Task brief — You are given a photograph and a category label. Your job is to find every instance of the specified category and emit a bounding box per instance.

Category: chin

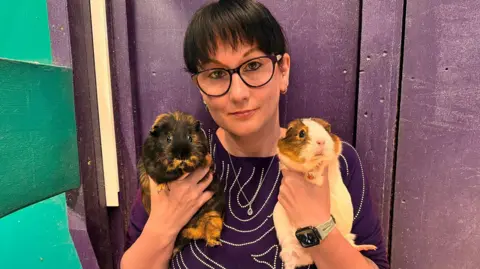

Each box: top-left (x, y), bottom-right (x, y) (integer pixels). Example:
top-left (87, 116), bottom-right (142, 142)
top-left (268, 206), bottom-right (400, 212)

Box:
top-left (224, 118), bottom-right (264, 138)
top-left (227, 123), bottom-right (260, 137)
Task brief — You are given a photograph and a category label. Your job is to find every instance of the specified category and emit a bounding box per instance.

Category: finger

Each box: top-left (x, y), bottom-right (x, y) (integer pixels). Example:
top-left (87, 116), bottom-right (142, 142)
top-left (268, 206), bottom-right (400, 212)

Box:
top-left (280, 180), bottom-right (296, 195)
top-left (281, 169), bottom-right (301, 180)
top-left (195, 191), bottom-right (214, 209)
top-left (196, 172), bottom-right (214, 192)
top-left (279, 181), bottom-right (288, 195)
top-left (278, 192), bottom-right (292, 210)
top-left (186, 166), bottom-right (210, 184)
top-left (323, 165), bottom-right (328, 180)
top-left (177, 172), bottom-right (191, 181)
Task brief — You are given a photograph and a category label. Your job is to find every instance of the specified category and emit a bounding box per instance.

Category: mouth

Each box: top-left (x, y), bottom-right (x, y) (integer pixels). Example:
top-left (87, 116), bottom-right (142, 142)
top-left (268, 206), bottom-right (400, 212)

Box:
top-left (313, 148), bottom-right (324, 157)
top-left (229, 108), bottom-right (258, 119)
top-left (166, 158), bottom-right (197, 172)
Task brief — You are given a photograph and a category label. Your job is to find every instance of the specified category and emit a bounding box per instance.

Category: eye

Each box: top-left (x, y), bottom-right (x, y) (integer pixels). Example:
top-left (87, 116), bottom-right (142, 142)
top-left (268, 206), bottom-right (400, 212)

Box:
top-left (187, 135), bottom-right (193, 142)
top-left (166, 135), bottom-right (172, 143)
top-left (299, 130), bottom-right (306, 138)
top-left (244, 61), bottom-right (262, 71)
top-left (207, 69), bottom-right (228, 80)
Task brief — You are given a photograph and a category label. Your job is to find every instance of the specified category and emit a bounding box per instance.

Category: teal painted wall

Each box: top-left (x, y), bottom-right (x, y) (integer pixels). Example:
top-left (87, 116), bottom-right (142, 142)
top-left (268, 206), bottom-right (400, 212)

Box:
top-left (0, 0), bottom-right (82, 268)
top-left (0, 0), bottom-right (52, 63)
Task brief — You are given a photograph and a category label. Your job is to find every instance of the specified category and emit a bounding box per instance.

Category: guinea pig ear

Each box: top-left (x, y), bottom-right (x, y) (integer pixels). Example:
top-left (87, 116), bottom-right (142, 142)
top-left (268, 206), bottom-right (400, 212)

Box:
top-left (149, 125), bottom-right (160, 136)
top-left (312, 118), bottom-right (331, 133)
top-left (194, 120), bottom-right (201, 132)
top-left (149, 113), bottom-right (170, 136)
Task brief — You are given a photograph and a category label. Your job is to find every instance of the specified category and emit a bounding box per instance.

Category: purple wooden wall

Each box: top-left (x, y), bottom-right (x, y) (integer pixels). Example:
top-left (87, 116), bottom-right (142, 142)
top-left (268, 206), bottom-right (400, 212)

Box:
top-left (59, 0), bottom-right (480, 268)
top-left (128, 0), bottom-right (359, 143)
top-left (356, 0), bottom-right (404, 246)
top-left (390, 0), bottom-right (480, 268)
top-left (107, 0), bottom-right (387, 268)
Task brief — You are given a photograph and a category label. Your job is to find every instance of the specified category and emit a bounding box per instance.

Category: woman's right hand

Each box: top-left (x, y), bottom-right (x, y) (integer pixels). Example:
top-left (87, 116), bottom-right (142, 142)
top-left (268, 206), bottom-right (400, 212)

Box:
top-left (147, 165), bottom-right (214, 237)
top-left (121, 166), bottom-right (213, 269)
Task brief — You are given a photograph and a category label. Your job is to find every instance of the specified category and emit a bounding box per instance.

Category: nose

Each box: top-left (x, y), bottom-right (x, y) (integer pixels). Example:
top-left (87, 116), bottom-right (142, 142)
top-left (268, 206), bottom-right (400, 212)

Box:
top-left (229, 74), bottom-right (250, 103)
top-left (175, 148), bottom-right (191, 160)
top-left (316, 140), bottom-right (325, 145)
top-left (173, 143), bottom-right (191, 160)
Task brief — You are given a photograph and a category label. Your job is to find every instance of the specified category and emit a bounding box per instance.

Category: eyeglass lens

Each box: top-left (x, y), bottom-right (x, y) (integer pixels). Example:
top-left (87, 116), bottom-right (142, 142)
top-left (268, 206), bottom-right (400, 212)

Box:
top-left (195, 56), bottom-right (276, 96)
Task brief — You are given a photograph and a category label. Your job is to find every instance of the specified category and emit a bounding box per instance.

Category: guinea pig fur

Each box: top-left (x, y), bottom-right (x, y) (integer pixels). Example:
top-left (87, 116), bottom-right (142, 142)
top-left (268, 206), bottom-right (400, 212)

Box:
top-left (138, 111), bottom-right (225, 256)
top-left (273, 117), bottom-right (376, 269)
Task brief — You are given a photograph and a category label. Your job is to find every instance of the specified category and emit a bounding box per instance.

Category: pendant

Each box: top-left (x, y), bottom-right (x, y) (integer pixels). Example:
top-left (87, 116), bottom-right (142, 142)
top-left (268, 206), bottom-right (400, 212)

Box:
top-left (247, 207), bottom-right (253, 216)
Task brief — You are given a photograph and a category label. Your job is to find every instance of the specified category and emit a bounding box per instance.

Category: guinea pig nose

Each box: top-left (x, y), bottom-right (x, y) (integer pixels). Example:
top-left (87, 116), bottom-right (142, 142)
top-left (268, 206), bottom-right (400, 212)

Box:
top-left (316, 140), bottom-right (325, 145)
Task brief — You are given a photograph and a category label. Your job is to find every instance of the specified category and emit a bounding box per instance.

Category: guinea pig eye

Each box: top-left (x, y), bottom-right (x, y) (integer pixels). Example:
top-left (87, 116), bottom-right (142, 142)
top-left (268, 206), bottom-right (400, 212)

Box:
top-left (166, 135), bottom-right (172, 143)
top-left (299, 130), bottom-right (306, 138)
top-left (187, 135), bottom-right (192, 142)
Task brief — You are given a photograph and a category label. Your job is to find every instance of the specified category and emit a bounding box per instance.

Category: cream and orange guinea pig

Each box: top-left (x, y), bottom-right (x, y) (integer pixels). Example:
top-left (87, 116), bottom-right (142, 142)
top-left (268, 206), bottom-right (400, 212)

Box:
top-left (273, 117), bottom-right (376, 269)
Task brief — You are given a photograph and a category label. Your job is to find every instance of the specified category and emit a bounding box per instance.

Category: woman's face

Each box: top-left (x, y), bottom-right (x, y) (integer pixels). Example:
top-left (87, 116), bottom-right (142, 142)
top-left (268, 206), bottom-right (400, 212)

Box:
top-left (198, 42), bottom-right (291, 138)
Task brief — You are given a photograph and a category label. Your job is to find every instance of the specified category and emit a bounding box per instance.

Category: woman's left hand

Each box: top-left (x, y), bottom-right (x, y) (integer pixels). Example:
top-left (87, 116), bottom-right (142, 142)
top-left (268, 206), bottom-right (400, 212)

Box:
top-left (278, 167), bottom-right (331, 229)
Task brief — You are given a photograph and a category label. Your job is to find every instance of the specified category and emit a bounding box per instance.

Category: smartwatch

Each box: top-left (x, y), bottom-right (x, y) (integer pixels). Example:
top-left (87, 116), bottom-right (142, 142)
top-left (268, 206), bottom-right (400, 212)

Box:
top-left (295, 215), bottom-right (336, 248)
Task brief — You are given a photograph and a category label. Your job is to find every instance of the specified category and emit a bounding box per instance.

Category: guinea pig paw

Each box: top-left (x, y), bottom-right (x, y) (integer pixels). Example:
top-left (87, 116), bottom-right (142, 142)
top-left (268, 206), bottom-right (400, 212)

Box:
top-left (206, 238), bottom-right (222, 247)
top-left (353, 244), bottom-right (377, 252)
top-left (156, 183), bottom-right (168, 193)
top-left (280, 249), bottom-right (299, 269)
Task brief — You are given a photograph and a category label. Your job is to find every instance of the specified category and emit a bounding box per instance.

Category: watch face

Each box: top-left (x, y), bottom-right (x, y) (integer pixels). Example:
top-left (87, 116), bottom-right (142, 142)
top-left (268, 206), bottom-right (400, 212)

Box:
top-left (295, 227), bottom-right (320, 248)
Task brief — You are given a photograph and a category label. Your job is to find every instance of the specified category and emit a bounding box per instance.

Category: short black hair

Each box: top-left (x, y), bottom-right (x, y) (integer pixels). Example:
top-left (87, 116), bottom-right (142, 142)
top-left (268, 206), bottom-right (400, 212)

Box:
top-left (183, 0), bottom-right (288, 74)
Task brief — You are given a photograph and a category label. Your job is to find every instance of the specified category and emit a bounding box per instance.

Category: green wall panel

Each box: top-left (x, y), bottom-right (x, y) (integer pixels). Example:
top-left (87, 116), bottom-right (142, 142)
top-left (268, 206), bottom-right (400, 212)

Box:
top-left (0, 58), bottom-right (80, 217)
top-left (0, 0), bottom-right (52, 63)
top-left (0, 0), bottom-right (82, 268)
top-left (0, 195), bottom-right (81, 268)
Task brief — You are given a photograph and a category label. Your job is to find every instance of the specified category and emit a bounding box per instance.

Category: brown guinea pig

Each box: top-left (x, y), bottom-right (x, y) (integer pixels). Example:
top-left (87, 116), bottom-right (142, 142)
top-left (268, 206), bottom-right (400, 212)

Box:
top-left (276, 117), bottom-right (342, 176)
top-left (138, 111), bottom-right (225, 255)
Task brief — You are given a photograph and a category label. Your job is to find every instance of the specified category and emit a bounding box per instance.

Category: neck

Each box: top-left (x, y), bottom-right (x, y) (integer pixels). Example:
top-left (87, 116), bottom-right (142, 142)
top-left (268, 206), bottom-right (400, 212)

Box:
top-left (219, 117), bottom-right (284, 158)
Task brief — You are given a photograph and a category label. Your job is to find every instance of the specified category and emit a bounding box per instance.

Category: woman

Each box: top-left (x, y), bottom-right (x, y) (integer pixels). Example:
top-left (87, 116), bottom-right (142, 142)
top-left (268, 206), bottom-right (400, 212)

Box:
top-left (121, 1), bottom-right (389, 268)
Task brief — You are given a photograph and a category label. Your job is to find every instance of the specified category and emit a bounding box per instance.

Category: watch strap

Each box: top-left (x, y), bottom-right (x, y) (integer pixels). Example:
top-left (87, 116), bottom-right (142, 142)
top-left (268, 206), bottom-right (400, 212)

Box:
top-left (315, 215), bottom-right (336, 240)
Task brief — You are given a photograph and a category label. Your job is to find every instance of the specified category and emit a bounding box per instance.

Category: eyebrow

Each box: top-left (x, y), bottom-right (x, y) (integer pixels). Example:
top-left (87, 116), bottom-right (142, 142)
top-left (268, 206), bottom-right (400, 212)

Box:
top-left (205, 47), bottom-right (260, 67)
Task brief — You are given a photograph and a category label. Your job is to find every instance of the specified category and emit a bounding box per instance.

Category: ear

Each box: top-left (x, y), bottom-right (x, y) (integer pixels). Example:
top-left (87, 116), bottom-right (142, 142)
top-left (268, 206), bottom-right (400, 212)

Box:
top-left (149, 125), bottom-right (159, 136)
top-left (149, 113), bottom-right (170, 136)
top-left (279, 53), bottom-right (291, 93)
top-left (311, 117), bottom-right (331, 133)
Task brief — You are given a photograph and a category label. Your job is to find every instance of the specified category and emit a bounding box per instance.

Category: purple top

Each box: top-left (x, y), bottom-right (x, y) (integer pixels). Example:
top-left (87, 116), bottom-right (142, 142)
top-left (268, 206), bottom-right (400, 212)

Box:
top-left (125, 129), bottom-right (389, 269)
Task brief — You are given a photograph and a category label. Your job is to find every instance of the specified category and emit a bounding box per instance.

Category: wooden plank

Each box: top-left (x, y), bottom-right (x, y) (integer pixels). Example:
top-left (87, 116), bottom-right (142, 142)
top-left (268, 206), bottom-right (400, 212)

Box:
top-left (391, 0), bottom-right (480, 268)
top-left (105, 0), bottom-right (141, 266)
top-left (355, 0), bottom-right (405, 247)
top-left (90, 0), bottom-right (120, 207)
top-left (66, 0), bottom-right (114, 267)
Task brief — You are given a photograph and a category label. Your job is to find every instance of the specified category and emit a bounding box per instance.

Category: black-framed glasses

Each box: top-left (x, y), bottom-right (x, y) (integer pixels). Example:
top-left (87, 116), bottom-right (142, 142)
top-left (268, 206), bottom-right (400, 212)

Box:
top-left (191, 54), bottom-right (283, 97)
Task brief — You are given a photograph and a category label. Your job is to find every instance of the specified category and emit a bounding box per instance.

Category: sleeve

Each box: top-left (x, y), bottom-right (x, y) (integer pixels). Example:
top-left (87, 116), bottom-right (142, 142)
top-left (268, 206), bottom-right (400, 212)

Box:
top-left (342, 142), bottom-right (390, 269)
top-left (124, 187), bottom-right (149, 251)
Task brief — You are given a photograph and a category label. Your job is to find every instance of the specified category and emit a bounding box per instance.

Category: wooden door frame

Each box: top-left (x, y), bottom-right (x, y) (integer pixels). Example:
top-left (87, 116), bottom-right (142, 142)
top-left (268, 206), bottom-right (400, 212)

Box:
top-left (66, 0), bottom-right (140, 268)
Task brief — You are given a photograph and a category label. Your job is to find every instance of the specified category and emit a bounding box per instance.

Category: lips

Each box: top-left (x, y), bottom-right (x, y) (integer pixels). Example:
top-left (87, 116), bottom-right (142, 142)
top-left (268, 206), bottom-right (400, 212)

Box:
top-left (229, 108), bottom-right (258, 119)
top-left (230, 109), bottom-right (257, 115)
